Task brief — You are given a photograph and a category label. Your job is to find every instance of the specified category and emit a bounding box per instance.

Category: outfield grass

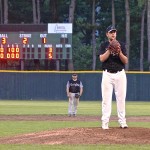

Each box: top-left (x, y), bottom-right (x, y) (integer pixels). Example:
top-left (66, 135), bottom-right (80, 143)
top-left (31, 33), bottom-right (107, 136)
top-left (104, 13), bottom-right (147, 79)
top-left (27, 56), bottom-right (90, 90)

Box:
top-left (0, 100), bottom-right (150, 116)
top-left (0, 100), bottom-right (150, 150)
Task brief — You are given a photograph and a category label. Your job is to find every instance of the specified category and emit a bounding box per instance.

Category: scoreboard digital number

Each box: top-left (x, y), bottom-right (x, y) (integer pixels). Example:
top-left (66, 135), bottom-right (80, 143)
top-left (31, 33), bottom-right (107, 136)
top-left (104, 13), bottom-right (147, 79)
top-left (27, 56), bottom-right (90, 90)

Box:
top-left (0, 23), bottom-right (72, 60)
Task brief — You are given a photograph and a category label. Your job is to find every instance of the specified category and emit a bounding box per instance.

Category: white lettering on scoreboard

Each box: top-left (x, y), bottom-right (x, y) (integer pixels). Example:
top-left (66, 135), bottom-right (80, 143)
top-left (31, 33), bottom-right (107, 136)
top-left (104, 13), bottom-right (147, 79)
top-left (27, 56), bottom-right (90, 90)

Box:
top-left (48, 23), bottom-right (72, 34)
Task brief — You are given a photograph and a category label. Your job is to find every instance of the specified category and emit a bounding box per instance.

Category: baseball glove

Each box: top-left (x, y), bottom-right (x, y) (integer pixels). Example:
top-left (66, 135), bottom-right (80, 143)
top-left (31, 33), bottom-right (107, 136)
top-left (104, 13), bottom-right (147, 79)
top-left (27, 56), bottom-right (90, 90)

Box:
top-left (108, 40), bottom-right (121, 55)
top-left (75, 93), bottom-right (80, 98)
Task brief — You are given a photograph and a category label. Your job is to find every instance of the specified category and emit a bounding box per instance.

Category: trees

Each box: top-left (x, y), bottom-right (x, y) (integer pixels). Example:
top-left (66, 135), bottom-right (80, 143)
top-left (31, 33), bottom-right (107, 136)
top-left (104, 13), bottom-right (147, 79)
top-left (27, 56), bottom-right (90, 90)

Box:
top-left (139, 0), bottom-right (147, 71)
top-left (0, 0), bottom-right (150, 71)
top-left (68, 0), bottom-right (76, 71)
top-left (4, 0), bottom-right (8, 24)
top-left (125, 0), bottom-right (130, 71)
top-left (92, 0), bottom-right (96, 70)
top-left (0, 0), bottom-right (8, 24)
top-left (147, 0), bottom-right (150, 70)
top-left (112, 0), bottom-right (115, 26)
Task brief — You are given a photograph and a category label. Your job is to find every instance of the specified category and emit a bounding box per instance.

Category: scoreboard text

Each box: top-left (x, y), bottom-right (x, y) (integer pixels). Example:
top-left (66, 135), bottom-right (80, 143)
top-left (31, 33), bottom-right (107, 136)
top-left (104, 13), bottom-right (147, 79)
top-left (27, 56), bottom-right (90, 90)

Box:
top-left (0, 24), bottom-right (72, 60)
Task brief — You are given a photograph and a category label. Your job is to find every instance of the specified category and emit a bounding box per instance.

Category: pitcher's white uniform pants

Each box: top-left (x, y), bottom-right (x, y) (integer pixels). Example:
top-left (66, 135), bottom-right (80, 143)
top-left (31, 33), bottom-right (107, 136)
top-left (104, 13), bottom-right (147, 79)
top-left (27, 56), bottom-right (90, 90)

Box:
top-left (68, 93), bottom-right (79, 115)
top-left (101, 69), bottom-right (127, 125)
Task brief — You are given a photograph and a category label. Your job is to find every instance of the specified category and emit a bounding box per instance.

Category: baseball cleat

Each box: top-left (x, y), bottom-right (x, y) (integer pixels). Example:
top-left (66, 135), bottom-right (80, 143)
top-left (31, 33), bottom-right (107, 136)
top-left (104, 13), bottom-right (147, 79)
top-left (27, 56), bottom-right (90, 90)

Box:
top-left (102, 122), bottom-right (109, 130)
top-left (120, 123), bottom-right (128, 129)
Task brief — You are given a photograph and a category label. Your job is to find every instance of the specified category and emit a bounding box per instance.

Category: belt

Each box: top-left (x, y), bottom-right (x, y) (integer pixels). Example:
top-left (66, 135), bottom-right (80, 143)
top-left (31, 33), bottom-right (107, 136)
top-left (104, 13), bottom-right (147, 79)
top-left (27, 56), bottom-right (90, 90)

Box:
top-left (104, 69), bottom-right (122, 73)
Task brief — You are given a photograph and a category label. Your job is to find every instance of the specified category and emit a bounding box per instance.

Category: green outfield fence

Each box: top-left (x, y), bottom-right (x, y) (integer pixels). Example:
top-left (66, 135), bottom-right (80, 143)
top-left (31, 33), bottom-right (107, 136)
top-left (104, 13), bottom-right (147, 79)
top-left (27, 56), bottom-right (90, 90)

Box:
top-left (0, 70), bottom-right (150, 101)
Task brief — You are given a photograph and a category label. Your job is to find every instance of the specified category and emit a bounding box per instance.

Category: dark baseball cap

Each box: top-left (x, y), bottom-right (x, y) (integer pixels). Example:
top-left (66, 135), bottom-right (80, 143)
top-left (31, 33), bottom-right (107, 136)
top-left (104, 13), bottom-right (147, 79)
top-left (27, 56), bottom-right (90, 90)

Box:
top-left (72, 73), bottom-right (77, 76)
top-left (106, 25), bottom-right (117, 33)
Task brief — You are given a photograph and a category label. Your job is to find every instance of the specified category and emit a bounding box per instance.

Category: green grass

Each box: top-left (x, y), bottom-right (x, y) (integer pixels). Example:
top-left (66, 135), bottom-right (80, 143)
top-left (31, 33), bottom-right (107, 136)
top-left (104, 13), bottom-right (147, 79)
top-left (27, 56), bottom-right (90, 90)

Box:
top-left (0, 121), bottom-right (149, 137)
top-left (0, 144), bottom-right (150, 150)
top-left (0, 100), bottom-right (150, 116)
top-left (0, 100), bottom-right (68, 115)
top-left (0, 100), bottom-right (150, 150)
top-left (0, 121), bottom-right (100, 137)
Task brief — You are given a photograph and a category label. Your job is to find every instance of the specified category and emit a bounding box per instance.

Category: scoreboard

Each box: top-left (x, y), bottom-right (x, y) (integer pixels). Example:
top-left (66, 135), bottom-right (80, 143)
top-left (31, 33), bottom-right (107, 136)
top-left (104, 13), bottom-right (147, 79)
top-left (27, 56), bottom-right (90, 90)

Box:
top-left (0, 23), bottom-right (72, 60)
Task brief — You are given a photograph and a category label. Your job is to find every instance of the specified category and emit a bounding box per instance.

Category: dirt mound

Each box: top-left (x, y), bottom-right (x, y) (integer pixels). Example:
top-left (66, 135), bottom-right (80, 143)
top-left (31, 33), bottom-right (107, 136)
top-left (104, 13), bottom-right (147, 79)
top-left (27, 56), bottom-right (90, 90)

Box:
top-left (0, 115), bottom-right (150, 145)
top-left (0, 127), bottom-right (150, 145)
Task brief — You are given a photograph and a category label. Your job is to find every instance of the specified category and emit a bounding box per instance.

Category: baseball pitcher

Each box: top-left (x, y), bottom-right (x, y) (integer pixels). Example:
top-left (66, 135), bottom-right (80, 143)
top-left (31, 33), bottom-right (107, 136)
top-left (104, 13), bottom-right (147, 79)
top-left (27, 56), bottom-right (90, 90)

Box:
top-left (99, 25), bottom-right (128, 129)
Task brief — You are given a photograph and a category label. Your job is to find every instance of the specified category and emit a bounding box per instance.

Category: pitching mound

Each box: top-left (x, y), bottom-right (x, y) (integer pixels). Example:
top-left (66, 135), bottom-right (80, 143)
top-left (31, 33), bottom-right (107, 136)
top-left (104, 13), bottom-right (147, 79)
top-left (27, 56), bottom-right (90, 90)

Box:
top-left (0, 115), bottom-right (150, 145)
top-left (0, 127), bottom-right (150, 145)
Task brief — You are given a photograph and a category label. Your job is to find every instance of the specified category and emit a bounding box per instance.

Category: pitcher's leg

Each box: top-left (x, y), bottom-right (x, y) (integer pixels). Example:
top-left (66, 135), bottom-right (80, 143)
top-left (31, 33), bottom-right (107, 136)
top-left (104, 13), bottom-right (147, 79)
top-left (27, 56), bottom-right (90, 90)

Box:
top-left (101, 72), bottom-right (113, 125)
top-left (114, 70), bottom-right (127, 126)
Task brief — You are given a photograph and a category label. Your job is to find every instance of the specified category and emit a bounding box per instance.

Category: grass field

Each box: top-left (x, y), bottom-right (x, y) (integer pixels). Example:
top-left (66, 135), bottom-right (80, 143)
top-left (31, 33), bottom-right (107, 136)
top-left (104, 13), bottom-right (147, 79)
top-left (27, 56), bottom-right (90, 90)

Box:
top-left (0, 100), bottom-right (150, 150)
